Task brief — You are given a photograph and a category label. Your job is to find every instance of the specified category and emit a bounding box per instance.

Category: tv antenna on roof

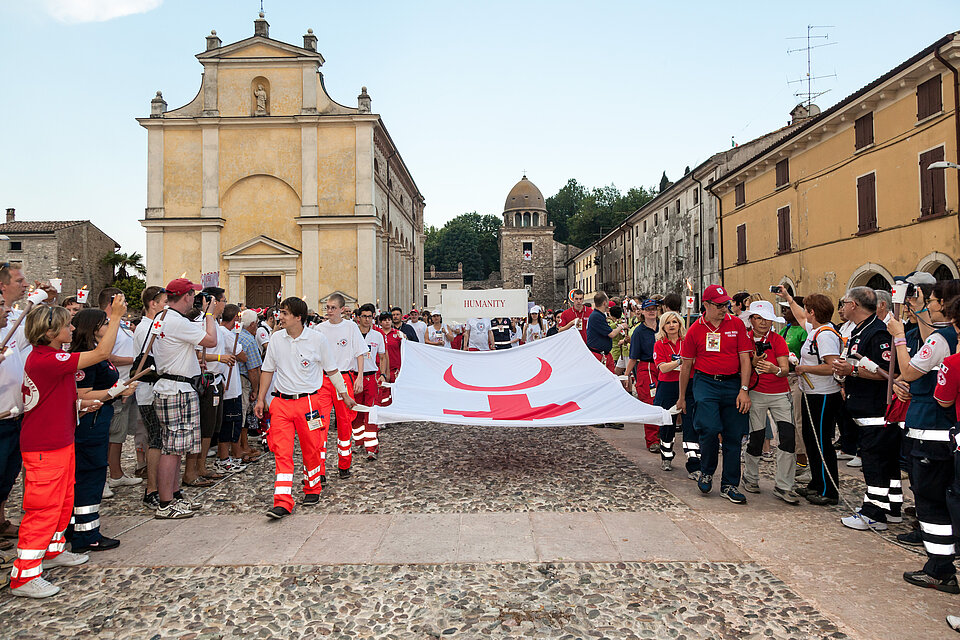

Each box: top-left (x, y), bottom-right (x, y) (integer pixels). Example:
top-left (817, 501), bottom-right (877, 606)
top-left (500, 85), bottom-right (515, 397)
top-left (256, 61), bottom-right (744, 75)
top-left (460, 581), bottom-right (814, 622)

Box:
top-left (787, 25), bottom-right (837, 110)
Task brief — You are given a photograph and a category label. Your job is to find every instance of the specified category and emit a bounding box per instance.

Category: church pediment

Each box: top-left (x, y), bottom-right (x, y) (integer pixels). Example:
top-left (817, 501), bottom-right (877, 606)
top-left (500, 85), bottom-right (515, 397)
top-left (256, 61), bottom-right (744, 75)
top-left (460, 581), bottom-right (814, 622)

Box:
top-left (198, 36), bottom-right (322, 63)
top-left (320, 290), bottom-right (358, 305)
top-left (223, 235), bottom-right (300, 258)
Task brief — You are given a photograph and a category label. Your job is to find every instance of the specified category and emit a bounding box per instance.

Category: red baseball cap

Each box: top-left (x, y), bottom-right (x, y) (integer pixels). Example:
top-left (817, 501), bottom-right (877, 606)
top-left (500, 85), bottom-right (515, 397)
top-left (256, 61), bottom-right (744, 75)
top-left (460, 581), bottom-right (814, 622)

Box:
top-left (608, 301), bottom-right (616, 308)
top-left (165, 278), bottom-right (202, 296)
top-left (702, 284), bottom-right (731, 304)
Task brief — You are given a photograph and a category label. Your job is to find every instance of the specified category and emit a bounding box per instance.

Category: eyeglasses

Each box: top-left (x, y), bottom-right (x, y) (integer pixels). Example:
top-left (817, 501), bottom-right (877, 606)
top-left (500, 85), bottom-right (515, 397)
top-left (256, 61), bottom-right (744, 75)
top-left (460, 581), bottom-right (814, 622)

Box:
top-left (842, 300), bottom-right (855, 307)
top-left (359, 314), bottom-right (374, 319)
top-left (705, 301), bottom-right (728, 309)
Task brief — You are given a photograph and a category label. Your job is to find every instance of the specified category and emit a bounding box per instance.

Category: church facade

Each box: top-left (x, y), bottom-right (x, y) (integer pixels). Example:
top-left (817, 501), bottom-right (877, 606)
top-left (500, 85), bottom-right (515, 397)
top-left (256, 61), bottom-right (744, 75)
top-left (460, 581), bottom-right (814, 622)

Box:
top-left (139, 14), bottom-right (424, 310)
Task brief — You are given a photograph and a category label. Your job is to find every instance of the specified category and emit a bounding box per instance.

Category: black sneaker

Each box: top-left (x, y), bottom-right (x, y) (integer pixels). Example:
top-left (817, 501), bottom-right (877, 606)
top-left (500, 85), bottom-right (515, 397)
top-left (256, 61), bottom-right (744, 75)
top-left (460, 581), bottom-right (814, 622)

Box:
top-left (897, 530), bottom-right (923, 547)
top-left (805, 494), bottom-right (839, 506)
top-left (142, 491), bottom-right (160, 509)
top-left (72, 535), bottom-right (120, 553)
top-left (266, 506), bottom-right (290, 520)
top-left (698, 474), bottom-right (713, 494)
top-left (795, 486), bottom-right (814, 498)
top-left (903, 570), bottom-right (960, 594)
top-left (607, 423), bottom-right (625, 430)
top-left (301, 494), bottom-right (320, 506)
top-left (338, 468), bottom-right (352, 479)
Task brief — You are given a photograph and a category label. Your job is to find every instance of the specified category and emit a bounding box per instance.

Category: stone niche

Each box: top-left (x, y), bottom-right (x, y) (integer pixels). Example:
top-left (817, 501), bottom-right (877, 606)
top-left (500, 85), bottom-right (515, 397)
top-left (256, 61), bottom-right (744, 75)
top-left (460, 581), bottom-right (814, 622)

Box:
top-left (251, 76), bottom-right (270, 116)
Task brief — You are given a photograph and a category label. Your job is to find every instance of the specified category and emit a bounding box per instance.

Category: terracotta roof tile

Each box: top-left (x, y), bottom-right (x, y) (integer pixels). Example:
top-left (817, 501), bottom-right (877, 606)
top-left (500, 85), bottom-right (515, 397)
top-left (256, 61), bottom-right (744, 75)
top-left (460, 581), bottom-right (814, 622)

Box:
top-left (0, 220), bottom-right (86, 233)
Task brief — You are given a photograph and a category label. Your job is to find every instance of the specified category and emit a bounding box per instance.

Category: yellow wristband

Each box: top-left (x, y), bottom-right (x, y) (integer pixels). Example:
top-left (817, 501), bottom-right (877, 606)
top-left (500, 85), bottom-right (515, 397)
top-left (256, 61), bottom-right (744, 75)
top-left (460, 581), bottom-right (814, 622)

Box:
top-left (217, 354), bottom-right (221, 362)
top-left (205, 313), bottom-right (213, 317)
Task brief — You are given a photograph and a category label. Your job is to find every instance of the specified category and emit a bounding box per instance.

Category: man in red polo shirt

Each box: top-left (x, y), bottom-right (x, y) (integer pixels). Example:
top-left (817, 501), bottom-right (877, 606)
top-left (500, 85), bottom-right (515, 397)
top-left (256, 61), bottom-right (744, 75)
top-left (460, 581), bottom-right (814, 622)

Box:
top-left (678, 284), bottom-right (753, 504)
top-left (558, 289), bottom-right (591, 342)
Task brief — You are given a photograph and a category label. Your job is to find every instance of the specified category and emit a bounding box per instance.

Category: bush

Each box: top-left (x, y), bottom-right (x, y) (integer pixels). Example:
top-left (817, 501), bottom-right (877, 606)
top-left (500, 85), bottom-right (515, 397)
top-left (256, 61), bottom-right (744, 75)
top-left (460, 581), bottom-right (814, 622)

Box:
top-left (113, 277), bottom-right (146, 311)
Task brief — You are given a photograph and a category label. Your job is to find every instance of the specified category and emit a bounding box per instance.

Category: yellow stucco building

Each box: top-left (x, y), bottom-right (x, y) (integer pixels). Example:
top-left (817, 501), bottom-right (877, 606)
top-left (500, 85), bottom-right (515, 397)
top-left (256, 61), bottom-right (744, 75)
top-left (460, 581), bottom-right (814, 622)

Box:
top-left (711, 32), bottom-right (960, 300)
top-left (139, 14), bottom-right (424, 309)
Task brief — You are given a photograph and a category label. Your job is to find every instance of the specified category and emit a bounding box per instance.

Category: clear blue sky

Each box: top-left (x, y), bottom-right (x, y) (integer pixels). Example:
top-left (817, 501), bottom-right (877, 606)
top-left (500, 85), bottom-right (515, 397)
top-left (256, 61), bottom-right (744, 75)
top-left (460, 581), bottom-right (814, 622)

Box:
top-left (1, 0), bottom-right (955, 258)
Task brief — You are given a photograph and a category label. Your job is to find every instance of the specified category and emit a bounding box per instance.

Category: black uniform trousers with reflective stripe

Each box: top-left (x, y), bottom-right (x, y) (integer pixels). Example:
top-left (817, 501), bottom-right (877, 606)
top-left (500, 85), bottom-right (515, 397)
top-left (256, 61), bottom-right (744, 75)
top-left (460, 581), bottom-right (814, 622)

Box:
top-left (913, 454), bottom-right (956, 578)
top-left (71, 405), bottom-right (113, 549)
top-left (857, 422), bottom-right (902, 523)
top-left (654, 380), bottom-right (700, 473)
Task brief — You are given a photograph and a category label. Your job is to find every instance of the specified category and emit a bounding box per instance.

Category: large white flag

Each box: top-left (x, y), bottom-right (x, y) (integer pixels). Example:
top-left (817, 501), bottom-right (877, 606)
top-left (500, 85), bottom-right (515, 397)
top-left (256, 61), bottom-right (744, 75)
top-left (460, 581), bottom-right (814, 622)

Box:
top-left (371, 329), bottom-right (672, 427)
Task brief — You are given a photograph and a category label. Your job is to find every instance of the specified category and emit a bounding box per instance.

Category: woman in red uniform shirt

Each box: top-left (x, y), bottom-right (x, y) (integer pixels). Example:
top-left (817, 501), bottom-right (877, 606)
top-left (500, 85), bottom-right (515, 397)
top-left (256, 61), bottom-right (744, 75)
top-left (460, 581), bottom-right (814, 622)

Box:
top-left (10, 294), bottom-right (127, 599)
top-left (652, 311), bottom-right (701, 478)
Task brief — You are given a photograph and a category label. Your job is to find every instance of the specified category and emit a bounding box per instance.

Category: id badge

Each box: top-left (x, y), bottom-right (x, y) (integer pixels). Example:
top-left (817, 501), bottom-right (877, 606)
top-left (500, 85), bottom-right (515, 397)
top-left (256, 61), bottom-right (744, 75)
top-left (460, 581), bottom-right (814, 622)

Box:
top-left (212, 396), bottom-right (220, 407)
top-left (576, 318), bottom-right (583, 330)
top-left (706, 332), bottom-right (721, 352)
top-left (305, 409), bottom-right (323, 431)
top-left (649, 382), bottom-right (656, 398)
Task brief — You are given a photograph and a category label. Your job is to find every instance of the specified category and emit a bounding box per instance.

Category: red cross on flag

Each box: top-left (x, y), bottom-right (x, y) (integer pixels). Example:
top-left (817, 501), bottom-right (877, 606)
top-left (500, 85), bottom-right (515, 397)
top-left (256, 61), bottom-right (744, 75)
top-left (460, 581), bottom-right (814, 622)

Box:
top-left (150, 317), bottom-right (165, 336)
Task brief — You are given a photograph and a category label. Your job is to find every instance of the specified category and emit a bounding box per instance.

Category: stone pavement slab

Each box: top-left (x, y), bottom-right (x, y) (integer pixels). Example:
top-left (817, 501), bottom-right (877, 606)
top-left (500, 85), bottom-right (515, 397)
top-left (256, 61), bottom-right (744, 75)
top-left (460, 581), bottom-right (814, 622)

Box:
top-left (456, 512), bottom-right (538, 562)
top-left (371, 513), bottom-right (461, 563)
top-left (599, 511), bottom-right (702, 561)
top-left (207, 514), bottom-right (325, 566)
top-left (529, 512), bottom-right (620, 562)
top-left (292, 513), bottom-right (391, 564)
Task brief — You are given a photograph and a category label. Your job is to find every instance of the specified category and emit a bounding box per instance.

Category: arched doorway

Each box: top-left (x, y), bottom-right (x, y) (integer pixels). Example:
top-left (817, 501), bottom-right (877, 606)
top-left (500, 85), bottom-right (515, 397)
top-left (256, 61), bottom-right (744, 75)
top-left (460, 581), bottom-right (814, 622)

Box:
top-left (934, 264), bottom-right (954, 282)
top-left (865, 273), bottom-right (891, 291)
top-left (847, 262), bottom-right (894, 292)
top-left (916, 252), bottom-right (959, 282)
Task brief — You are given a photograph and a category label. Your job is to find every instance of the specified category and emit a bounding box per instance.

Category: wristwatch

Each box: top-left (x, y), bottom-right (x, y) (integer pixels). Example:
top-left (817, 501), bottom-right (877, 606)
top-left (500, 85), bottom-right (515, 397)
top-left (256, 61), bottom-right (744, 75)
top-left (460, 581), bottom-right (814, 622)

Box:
top-left (740, 385), bottom-right (748, 391)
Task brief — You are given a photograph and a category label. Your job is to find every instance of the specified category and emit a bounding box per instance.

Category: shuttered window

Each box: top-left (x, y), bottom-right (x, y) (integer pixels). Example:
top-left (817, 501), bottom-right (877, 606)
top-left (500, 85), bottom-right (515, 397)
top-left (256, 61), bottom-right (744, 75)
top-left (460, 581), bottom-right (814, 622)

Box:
top-left (917, 75), bottom-right (943, 121)
top-left (920, 146), bottom-right (947, 218)
top-left (736, 224), bottom-right (746, 264)
top-left (777, 206), bottom-right (791, 253)
top-left (735, 183), bottom-right (745, 207)
top-left (857, 172), bottom-right (877, 233)
top-left (775, 159), bottom-right (789, 188)
top-left (708, 228), bottom-right (715, 260)
top-left (854, 113), bottom-right (874, 150)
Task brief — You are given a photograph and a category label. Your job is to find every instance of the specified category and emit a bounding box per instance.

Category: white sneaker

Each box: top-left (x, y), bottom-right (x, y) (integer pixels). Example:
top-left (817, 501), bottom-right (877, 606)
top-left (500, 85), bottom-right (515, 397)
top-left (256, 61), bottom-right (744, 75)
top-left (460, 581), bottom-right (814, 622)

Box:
top-left (836, 452), bottom-right (854, 461)
top-left (887, 515), bottom-right (903, 524)
top-left (107, 474), bottom-right (142, 488)
top-left (102, 484), bottom-right (115, 499)
top-left (206, 449), bottom-right (217, 458)
top-left (155, 501), bottom-right (194, 519)
top-left (11, 576), bottom-right (60, 598)
top-left (841, 512), bottom-right (887, 531)
top-left (226, 458), bottom-right (248, 472)
top-left (947, 614), bottom-right (960, 631)
top-left (846, 456), bottom-right (862, 468)
top-left (42, 550), bottom-right (89, 570)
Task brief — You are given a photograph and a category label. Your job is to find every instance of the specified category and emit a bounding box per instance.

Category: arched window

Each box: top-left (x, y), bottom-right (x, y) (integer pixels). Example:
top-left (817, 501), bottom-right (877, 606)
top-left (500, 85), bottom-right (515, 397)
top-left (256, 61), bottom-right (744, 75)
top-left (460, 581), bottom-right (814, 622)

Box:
top-left (533, 212), bottom-right (539, 226)
top-left (515, 212), bottom-right (521, 227)
top-left (523, 212), bottom-right (531, 227)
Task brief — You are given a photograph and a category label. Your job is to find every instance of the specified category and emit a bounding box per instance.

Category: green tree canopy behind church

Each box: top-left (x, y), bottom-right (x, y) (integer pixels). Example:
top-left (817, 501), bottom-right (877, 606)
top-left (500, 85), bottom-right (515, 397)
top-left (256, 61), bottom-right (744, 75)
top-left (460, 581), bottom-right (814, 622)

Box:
top-left (547, 180), bottom-right (655, 248)
top-left (424, 212), bottom-right (502, 280)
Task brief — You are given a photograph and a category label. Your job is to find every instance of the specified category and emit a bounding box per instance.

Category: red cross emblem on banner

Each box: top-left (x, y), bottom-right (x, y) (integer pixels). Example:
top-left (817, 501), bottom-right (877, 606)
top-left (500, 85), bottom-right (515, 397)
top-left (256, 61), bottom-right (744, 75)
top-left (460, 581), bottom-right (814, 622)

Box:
top-left (441, 358), bottom-right (580, 420)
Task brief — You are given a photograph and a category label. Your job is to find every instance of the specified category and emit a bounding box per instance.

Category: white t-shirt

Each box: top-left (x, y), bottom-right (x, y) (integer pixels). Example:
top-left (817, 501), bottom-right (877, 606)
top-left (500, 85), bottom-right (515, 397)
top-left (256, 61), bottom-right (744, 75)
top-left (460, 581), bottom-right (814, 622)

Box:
top-left (261, 327), bottom-right (337, 395)
top-left (111, 324), bottom-right (135, 379)
top-left (217, 325), bottom-right (243, 400)
top-left (426, 324), bottom-right (451, 348)
top-left (361, 328), bottom-right (386, 373)
top-left (466, 318), bottom-right (491, 351)
top-left (910, 329), bottom-right (953, 374)
top-left (409, 320), bottom-right (428, 343)
top-left (256, 324), bottom-right (271, 349)
top-left (525, 321), bottom-right (546, 343)
top-left (314, 319), bottom-right (367, 373)
top-left (152, 311), bottom-right (207, 396)
top-left (133, 315), bottom-right (155, 405)
top-left (839, 320), bottom-right (856, 341)
top-left (799, 321), bottom-right (842, 395)
top-left (0, 327), bottom-right (25, 413)
top-left (6, 309), bottom-right (31, 358)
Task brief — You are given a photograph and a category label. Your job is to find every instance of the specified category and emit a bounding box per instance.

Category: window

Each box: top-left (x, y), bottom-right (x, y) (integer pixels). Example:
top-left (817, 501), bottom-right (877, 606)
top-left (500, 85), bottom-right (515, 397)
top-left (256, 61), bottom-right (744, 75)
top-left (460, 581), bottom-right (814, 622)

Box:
top-left (675, 239), bottom-right (683, 264)
top-left (917, 75), bottom-right (943, 121)
top-left (857, 172), bottom-right (878, 233)
top-left (854, 112), bottom-right (874, 150)
top-left (675, 199), bottom-right (681, 215)
top-left (920, 146), bottom-right (947, 218)
top-left (736, 224), bottom-right (747, 264)
top-left (708, 228), bottom-right (715, 260)
top-left (693, 233), bottom-right (700, 265)
top-left (693, 188), bottom-right (699, 205)
top-left (735, 183), bottom-right (745, 207)
top-left (522, 241), bottom-right (533, 261)
top-left (643, 220), bottom-right (647, 232)
top-left (440, 283), bottom-right (447, 290)
top-left (664, 246), bottom-right (670, 271)
top-left (424, 295), bottom-right (428, 307)
top-left (664, 207), bottom-right (669, 222)
top-left (775, 159), bottom-right (789, 188)
top-left (374, 158), bottom-right (380, 174)
top-left (777, 206), bottom-right (791, 253)
top-left (9, 241), bottom-right (21, 252)
top-left (654, 212), bottom-right (658, 225)
top-left (523, 274), bottom-right (534, 287)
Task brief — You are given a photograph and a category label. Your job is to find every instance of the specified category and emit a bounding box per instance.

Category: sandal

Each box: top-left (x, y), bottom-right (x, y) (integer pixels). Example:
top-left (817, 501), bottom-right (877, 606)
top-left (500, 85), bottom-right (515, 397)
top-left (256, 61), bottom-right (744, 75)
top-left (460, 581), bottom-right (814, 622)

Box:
top-left (182, 477), bottom-right (215, 488)
top-left (0, 520), bottom-right (19, 539)
top-left (241, 452), bottom-right (263, 463)
top-left (200, 472), bottom-right (226, 480)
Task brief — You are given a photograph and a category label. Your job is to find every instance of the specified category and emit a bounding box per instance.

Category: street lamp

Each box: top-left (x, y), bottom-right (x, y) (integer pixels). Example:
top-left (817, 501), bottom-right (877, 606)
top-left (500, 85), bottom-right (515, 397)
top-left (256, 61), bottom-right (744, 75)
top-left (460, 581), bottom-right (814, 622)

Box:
top-left (929, 161), bottom-right (960, 170)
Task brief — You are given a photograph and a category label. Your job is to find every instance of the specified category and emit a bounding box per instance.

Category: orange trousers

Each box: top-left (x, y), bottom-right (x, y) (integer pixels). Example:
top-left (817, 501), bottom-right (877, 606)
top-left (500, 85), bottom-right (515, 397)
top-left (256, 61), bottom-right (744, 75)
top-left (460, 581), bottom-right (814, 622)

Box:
top-left (323, 375), bottom-right (357, 470)
top-left (351, 373), bottom-right (381, 454)
top-left (634, 364), bottom-right (660, 447)
top-left (266, 390), bottom-right (332, 512)
top-left (11, 444), bottom-right (75, 588)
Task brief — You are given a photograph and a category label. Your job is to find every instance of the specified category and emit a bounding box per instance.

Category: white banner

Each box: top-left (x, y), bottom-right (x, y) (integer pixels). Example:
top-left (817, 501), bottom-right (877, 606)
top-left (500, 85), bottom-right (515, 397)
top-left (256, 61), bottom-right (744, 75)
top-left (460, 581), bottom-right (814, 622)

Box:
top-left (371, 329), bottom-right (672, 427)
top-left (441, 289), bottom-right (528, 321)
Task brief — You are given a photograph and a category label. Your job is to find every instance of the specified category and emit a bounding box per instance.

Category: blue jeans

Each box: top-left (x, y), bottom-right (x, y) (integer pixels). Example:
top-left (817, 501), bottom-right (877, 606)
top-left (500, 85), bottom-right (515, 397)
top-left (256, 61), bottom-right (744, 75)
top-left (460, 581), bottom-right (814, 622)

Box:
top-left (0, 418), bottom-right (22, 505)
top-left (693, 375), bottom-right (748, 489)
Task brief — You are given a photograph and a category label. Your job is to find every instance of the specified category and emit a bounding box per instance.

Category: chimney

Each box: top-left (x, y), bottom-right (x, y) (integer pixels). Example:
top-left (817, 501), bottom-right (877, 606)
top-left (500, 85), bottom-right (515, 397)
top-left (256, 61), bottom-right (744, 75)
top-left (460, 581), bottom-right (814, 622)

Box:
top-left (357, 86), bottom-right (371, 114)
top-left (254, 11), bottom-right (269, 38)
top-left (150, 91), bottom-right (167, 118)
top-left (206, 29), bottom-right (221, 51)
top-left (303, 28), bottom-right (317, 51)
top-left (457, 262), bottom-right (463, 274)
top-left (430, 265), bottom-right (436, 276)
top-left (5, 208), bottom-right (14, 223)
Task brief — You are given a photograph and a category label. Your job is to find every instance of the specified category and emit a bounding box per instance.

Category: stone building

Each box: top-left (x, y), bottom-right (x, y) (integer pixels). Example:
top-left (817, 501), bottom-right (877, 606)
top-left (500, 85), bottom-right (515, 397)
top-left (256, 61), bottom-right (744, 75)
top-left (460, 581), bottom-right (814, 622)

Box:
top-left (139, 13), bottom-right (424, 310)
top-left (498, 175), bottom-right (579, 308)
top-left (423, 264), bottom-right (463, 309)
top-left (0, 208), bottom-right (118, 299)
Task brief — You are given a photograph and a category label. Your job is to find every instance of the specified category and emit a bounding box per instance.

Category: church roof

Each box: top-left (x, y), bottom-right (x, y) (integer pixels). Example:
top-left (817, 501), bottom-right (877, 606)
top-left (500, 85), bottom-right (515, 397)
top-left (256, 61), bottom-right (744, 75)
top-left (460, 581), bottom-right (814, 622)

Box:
top-left (503, 175), bottom-right (546, 213)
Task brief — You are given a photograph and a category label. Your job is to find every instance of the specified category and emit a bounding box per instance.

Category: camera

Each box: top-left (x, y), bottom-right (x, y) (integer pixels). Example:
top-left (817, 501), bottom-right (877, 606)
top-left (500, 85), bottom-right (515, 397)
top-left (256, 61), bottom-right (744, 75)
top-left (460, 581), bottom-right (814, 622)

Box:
top-left (754, 342), bottom-right (773, 356)
top-left (769, 285), bottom-right (781, 294)
top-left (193, 291), bottom-right (215, 308)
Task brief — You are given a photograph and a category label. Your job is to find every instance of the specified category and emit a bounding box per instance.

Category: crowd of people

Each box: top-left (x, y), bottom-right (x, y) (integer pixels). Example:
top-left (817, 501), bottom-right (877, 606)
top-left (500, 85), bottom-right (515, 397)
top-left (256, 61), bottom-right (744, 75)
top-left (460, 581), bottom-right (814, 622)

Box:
top-left (2, 260), bottom-right (960, 621)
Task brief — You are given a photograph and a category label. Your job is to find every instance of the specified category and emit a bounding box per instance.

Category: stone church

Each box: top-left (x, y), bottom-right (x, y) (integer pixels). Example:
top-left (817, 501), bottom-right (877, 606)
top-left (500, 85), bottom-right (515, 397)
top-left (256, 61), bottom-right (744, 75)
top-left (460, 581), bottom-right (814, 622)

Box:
top-left (498, 176), bottom-right (580, 309)
top-left (139, 13), bottom-right (424, 310)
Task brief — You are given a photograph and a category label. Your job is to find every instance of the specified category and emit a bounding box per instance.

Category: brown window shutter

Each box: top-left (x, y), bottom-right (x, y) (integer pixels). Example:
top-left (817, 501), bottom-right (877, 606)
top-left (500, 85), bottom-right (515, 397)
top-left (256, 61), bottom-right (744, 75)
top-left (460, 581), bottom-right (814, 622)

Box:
top-left (857, 173), bottom-right (877, 232)
top-left (855, 113), bottom-right (873, 150)
top-left (776, 159), bottom-right (789, 188)
top-left (919, 149), bottom-right (938, 217)
top-left (918, 75), bottom-right (943, 120)
top-left (737, 224), bottom-right (746, 263)
top-left (777, 206), bottom-right (791, 252)
top-left (735, 183), bottom-right (745, 207)
top-left (929, 146), bottom-right (946, 215)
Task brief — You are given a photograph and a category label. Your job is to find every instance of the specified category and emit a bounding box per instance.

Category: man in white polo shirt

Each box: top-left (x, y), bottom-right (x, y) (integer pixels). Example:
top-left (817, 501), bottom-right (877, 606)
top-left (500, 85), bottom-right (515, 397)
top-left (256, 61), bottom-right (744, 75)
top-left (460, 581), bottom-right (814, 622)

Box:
top-left (255, 296), bottom-right (355, 519)
top-left (314, 293), bottom-right (366, 477)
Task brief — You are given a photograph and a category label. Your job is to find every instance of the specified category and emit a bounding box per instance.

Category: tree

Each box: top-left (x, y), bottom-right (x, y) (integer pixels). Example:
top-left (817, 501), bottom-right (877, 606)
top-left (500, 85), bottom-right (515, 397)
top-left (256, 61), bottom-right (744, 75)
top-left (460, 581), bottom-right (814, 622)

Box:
top-left (113, 276), bottom-right (145, 311)
top-left (102, 251), bottom-right (146, 281)
top-left (423, 213), bottom-right (502, 280)
top-left (545, 178), bottom-right (586, 244)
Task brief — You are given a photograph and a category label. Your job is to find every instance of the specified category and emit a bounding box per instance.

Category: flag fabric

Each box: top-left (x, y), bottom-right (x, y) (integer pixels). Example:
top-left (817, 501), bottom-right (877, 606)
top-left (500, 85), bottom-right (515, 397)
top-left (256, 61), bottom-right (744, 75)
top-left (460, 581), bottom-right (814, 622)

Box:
top-left (370, 329), bottom-right (672, 427)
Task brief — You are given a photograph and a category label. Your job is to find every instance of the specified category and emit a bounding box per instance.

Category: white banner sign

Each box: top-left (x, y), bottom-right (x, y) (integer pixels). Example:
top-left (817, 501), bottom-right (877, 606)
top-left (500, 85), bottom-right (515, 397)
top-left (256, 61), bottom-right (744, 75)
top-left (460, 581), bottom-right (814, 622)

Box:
top-left (441, 288), bottom-right (529, 320)
top-left (371, 329), bottom-right (672, 427)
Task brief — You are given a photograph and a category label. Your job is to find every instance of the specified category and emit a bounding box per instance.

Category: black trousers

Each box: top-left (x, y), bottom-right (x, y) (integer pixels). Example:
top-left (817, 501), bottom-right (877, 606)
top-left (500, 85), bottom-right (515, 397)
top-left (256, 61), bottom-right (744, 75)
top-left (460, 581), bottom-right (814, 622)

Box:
top-left (72, 405), bottom-right (113, 548)
top-left (913, 455), bottom-right (955, 578)
top-left (801, 392), bottom-right (841, 499)
top-left (857, 423), bottom-right (903, 522)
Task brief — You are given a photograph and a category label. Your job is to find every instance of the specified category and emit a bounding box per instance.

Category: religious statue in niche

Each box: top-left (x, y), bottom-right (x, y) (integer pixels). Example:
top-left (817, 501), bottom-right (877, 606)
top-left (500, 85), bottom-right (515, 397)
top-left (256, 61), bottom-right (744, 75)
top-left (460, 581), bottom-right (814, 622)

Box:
top-left (255, 84), bottom-right (268, 116)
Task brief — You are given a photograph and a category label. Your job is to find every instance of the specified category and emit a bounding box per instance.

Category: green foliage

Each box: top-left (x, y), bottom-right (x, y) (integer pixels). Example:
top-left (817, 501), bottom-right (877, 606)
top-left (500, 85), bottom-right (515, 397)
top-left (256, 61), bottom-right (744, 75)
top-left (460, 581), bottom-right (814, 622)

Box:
top-left (548, 181), bottom-right (655, 249)
top-left (102, 251), bottom-right (147, 281)
top-left (113, 276), bottom-right (146, 311)
top-left (423, 212), bottom-right (502, 280)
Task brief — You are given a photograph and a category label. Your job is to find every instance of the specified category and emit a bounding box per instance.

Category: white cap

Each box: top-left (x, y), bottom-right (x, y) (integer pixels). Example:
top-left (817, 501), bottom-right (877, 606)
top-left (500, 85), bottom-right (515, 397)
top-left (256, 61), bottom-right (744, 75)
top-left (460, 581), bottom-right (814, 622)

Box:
top-left (741, 300), bottom-right (785, 324)
top-left (530, 305), bottom-right (542, 314)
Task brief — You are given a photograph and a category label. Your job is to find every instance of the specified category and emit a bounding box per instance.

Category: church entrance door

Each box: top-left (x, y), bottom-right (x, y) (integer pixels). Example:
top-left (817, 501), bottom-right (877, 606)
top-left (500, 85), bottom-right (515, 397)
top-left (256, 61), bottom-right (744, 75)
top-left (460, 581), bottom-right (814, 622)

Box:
top-left (246, 275), bottom-right (281, 308)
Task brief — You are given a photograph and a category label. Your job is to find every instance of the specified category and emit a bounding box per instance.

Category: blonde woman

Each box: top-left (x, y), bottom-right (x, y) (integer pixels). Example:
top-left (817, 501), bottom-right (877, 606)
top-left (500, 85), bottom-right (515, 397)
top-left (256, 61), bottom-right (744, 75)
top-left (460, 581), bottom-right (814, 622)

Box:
top-left (652, 311), bottom-right (701, 478)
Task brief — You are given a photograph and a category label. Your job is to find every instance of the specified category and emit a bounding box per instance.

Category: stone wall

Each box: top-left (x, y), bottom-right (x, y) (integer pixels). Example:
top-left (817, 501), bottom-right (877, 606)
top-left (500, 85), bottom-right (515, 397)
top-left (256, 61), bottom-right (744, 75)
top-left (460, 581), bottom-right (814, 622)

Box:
top-left (500, 227), bottom-right (557, 305)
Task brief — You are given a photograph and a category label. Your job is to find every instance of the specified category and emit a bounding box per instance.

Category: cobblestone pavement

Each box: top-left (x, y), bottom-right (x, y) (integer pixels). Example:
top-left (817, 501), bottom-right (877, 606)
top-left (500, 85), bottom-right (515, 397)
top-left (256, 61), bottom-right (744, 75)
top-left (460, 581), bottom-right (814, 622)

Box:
top-left (0, 562), bottom-right (847, 640)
